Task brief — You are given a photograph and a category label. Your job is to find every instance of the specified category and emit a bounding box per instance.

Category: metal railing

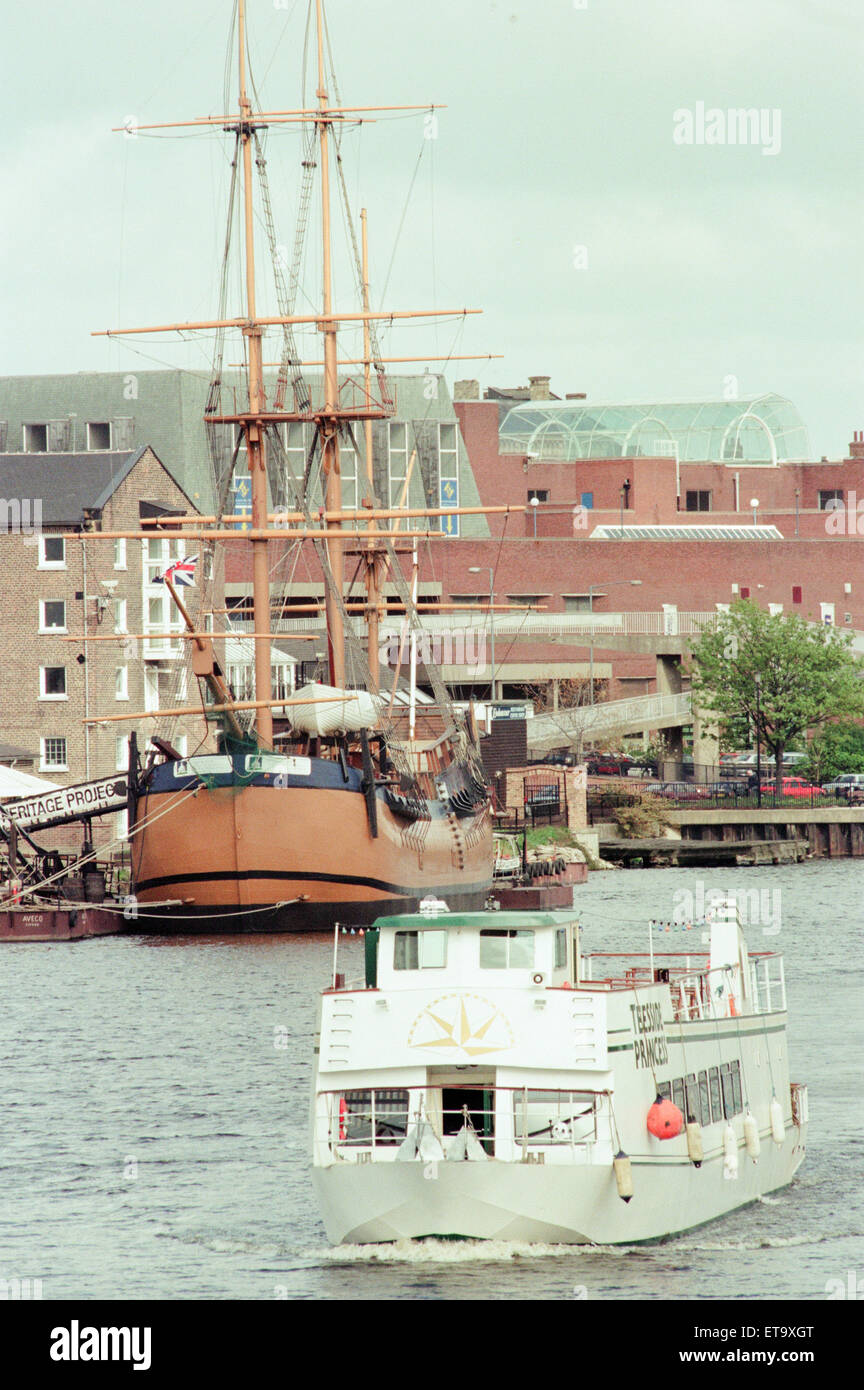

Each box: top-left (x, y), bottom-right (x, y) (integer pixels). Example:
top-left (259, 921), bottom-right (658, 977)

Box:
top-left (582, 950), bottom-right (785, 1019)
top-left (232, 610), bottom-right (722, 640)
top-left (751, 954), bottom-right (787, 1014)
top-left (530, 691), bottom-right (693, 748)
top-left (316, 1084), bottom-right (607, 1161)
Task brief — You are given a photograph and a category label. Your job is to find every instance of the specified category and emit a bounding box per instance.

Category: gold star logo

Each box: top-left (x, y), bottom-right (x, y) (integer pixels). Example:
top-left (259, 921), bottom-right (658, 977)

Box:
top-left (407, 993), bottom-right (514, 1057)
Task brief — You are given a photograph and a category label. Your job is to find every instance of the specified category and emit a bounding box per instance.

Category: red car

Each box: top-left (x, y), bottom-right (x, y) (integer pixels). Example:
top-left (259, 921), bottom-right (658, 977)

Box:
top-left (776, 777), bottom-right (824, 799)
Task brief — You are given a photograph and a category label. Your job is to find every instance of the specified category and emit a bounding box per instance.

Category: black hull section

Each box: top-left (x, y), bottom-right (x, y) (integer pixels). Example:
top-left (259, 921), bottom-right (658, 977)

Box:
top-left (123, 886), bottom-right (491, 935)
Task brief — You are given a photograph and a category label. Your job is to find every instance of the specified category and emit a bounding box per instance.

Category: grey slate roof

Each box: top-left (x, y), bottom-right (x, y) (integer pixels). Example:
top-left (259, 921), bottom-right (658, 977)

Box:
top-left (0, 445), bottom-right (194, 527)
top-left (0, 741), bottom-right (37, 762)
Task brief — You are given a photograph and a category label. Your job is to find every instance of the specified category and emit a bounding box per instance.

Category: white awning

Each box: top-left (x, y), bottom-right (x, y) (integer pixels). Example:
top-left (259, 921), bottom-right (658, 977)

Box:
top-left (0, 766), bottom-right (63, 799)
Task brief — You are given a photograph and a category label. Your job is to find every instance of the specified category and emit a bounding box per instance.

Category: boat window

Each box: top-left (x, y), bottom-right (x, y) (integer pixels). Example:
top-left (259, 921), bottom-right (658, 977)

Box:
top-left (394, 929), bottom-right (448, 970)
top-left (709, 1067), bottom-right (723, 1123)
top-left (479, 929), bottom-right (535, 968)
top-left (554, 928), bottom-right (567, 969)
top-left (513, 1090), bottom-right (597, 1145)
top-left (671, 1078), bottom-right (685, 1115)
top-left (720, 1062), bottom-right (743, 1119)
top-left (338, 1089), bottom-right (409, 1145)
top-left (656, 1081), bottom-right (672, 1102)
top-left (684, 1073), bottom-right (700, 1125)
top-left (698, 1071), bottom-right (711, 1127)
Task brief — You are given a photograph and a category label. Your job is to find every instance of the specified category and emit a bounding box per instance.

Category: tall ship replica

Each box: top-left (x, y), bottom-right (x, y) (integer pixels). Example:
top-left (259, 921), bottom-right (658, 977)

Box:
top-left (312, 899), bottom-right (808, 1244)
top-left (92, 0), bottom-right (494, 931)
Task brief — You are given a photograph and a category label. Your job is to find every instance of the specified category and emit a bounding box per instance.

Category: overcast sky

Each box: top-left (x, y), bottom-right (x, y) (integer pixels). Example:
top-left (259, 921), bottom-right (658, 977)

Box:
top-left (2, 0), bottom-right (861, 456)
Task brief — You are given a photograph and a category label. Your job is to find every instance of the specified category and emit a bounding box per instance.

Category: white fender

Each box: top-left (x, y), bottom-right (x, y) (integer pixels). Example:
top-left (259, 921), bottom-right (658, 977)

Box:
top-left (613, 1151), bottom-right (633, 1202)
top-left (686, 1121), bottom-right (704, 1168)
top-left (743, 1110), bottom-right (761, 1161)
top-left (723, 1123), bottom-right (739, 1180)
top-left (770, 1096), bottom-right (785, 1145)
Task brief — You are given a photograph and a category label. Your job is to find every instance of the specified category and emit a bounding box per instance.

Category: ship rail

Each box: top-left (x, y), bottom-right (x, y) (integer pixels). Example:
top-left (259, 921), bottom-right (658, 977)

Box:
top-left (582, 950), bottom-right (786, 1019)
top-left (314, 1084), bottom-right (612, 1164)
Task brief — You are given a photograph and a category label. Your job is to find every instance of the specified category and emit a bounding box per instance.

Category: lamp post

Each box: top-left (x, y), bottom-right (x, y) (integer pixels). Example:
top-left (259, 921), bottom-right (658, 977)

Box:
top-left (754, 671), bottom-right (762, 808)
top-left (530, 495), bottom-right (539, 537)
top-left (794, 489), bottom-right (800, 537)
top-left (587, 579), bottom-right (642, 705)
top-left (468, 565), bottom-right (496, 704)
top-left (750, 497), bottom-right (759, 527)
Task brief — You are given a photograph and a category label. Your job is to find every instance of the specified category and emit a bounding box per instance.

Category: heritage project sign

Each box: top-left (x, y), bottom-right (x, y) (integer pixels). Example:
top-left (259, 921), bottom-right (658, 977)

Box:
top-left (0, 776), bottom-right (129, 831)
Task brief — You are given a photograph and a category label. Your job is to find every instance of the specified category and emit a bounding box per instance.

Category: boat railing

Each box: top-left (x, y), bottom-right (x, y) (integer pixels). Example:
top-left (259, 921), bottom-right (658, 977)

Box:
top-left (582, 950), bottom-right (785, 1019)
top-left (750, 952), bottom-right (786, 1013)
top-left (315, 1084), bottom-right (609, 1163)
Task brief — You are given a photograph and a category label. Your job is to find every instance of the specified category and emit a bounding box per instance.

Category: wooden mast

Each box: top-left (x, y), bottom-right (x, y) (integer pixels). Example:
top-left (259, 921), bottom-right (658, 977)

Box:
top-left (238, 0), bottom-right (273, 746)
top-left (316, 0), bottom-right (346, 689)
top-left (90, 0), bottom-right (485, 726)
top-left (361, 207), bottom-right (383, 693)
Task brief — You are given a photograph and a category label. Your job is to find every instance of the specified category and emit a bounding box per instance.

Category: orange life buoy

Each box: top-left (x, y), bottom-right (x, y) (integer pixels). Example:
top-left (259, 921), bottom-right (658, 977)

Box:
top-left (338, 1097), bottom-right (347, 1141)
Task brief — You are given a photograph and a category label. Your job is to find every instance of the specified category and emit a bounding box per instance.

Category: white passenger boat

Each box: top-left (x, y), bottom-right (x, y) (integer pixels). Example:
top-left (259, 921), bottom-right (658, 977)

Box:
top-left (311, 898), bottom-right (807, 1244)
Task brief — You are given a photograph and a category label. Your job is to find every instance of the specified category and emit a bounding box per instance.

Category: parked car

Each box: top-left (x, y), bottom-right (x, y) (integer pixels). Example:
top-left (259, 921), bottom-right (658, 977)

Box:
top-left (775, 777), bottom-right (825, 800)
top-left (541, 750), bottom-right (577, 767)
top-left (822, 773), bottom-right (864, 799)
top-left (648, 781), bottom-right (710, 801)
top-left (625, 759), bottom-right (659, 778)
top-left (705, 780), bottom-right (745, 798)
top-left (586, 754), bottom-right (634, 776)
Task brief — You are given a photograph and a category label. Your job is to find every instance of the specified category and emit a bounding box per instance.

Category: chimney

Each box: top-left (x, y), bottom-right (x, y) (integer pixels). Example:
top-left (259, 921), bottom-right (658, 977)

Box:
top-left (528, 375), bottom-right (552, 400)
top-left (849, 430), bottom-right (864, 459)
top-left (453, 379), bottom-right (480, 401)
top-left (565, 392), bottom-right (587, 400)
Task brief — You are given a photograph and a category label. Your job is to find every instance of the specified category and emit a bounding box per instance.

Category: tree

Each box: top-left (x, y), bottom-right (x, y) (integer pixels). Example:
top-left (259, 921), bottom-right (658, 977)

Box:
top-left (688, 601), bottom-right (864, 793)
top-left (804, 720), bottom-right (864, 783)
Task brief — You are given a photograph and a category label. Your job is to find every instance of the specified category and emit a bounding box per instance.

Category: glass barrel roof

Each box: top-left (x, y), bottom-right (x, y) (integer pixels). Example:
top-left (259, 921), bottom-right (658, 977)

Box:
top-left (498, 395), bottom-right (810, 464)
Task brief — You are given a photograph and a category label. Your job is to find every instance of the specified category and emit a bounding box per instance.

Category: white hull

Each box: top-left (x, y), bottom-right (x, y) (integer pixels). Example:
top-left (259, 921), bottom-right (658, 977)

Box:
top-left (311, 903), bottom-right (807, 1247)
top-left (314, 1125), bottom-right (806, 1245)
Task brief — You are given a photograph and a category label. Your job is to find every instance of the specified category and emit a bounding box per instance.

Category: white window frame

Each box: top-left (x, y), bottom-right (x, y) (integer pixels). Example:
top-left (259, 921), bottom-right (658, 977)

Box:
top-left (86, 421), bottom-right (112, 451)
top-left (114, 538), bottom-right (127, 570)
top-left (23, 422), bottom-right (48, 453)
top-left (39, 599), bottom-right (67, 633)
top-left (40, 736), bottom-right (68, 772)
top-left (113, 598), bottom-right (128, 634)
top-left (39, 665), bottom-right (68, 700)
top-left (115, 666), bottom-right (129, 701)
top-left (38, 534), bottom-right (66, 570)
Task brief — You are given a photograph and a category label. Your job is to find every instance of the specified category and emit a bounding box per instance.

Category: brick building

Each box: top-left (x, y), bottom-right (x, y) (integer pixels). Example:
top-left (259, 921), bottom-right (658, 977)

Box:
top-left (0, 445), bottom-right (213, 846)
top-left (6, 368), bottom-right (864, 766)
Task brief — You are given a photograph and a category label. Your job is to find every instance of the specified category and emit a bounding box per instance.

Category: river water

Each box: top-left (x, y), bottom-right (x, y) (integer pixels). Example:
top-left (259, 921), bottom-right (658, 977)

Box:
top-left (1, 860), bottom-right (861, 1302)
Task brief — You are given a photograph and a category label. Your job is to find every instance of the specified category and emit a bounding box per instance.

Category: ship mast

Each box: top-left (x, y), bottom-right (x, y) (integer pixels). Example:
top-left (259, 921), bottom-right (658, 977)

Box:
top-left (238, 0), bottom-right (273, 746)
top-left (93, 0), bottom-right (487, 733)
top-left (316, 0), bottom-right (346, 689)
top-left (361, 207), bottom-right (384, 693)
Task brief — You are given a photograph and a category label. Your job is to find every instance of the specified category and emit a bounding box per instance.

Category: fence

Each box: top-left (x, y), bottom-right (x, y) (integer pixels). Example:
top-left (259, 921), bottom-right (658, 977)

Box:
top-left (586, 766), bottom-right (855, 819)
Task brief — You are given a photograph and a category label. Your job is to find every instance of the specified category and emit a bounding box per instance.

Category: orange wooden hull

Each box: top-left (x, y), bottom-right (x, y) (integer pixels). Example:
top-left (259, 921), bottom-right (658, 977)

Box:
top-left (131, 782), bottom-right (492, 932)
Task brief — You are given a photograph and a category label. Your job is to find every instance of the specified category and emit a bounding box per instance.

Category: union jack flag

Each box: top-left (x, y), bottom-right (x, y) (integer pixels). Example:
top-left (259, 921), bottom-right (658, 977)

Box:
top-left (155, 555), bottom-right (197, 587)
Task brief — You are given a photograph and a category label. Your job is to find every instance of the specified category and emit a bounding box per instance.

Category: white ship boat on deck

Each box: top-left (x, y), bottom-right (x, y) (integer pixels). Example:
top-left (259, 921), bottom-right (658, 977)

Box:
top-left (311, 898), bottom-right (807, 1244)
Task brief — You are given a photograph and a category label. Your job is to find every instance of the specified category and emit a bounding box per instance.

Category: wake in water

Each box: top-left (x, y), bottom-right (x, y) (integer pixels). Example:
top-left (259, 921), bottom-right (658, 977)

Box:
top-left (319, 1238), bottom-right (649, 1264)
